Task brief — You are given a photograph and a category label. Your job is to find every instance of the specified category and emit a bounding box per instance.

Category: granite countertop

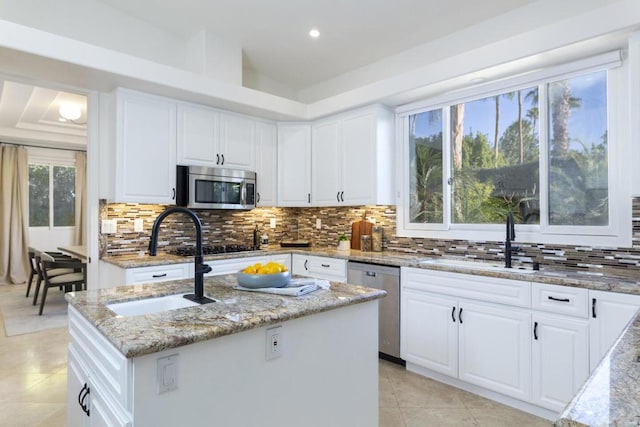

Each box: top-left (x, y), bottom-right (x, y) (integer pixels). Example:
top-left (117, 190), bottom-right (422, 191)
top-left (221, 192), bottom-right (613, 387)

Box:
top-left (101, 248), bottom-right (640, 296)
top-left (66, 274), bottom-right (385, 359)
top-left (555, 309), bottom-right (640, 427)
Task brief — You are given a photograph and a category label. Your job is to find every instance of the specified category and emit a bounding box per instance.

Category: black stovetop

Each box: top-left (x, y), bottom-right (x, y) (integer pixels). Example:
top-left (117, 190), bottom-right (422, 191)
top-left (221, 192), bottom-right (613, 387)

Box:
top-left (171, 244), bottom-right (255, 257)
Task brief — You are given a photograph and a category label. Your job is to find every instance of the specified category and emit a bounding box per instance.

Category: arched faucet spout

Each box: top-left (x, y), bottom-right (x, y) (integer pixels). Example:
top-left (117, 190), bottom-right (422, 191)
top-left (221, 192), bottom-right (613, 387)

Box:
top-left (148, 207), bottom-right (213, 304)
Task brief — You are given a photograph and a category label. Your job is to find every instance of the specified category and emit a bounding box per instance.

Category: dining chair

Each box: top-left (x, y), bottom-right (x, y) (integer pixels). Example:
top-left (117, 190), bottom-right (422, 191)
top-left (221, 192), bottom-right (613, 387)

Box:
top-left (25, 247), bottom-right (38, 297)
top-left (37, 252), bottom-right (86, 315)
top-left (31, 249), bottom-right (78, 308)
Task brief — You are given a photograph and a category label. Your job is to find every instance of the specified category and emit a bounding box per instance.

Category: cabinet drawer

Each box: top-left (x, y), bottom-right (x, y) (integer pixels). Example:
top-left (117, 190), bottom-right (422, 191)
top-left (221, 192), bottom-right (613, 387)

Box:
top-left (125, 264), bottom-right (189, 284)
top-left (292, 254), bottom-right (346, 282)
top-left (402, 267), bottom-right (530, 308)
top-left (204, 256), bottom-right (270, 277)
top-left (69, 306), bottom-right (131, 410)
top-left (532, 282), bottom-right (588, 318)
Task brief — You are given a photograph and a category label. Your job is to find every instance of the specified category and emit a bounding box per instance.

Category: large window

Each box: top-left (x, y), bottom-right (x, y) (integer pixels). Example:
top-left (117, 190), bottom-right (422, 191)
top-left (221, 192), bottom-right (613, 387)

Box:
top-left (398, 53), bottom-right (629, 246)
top-left (29, 163), bottom-right (76, 228)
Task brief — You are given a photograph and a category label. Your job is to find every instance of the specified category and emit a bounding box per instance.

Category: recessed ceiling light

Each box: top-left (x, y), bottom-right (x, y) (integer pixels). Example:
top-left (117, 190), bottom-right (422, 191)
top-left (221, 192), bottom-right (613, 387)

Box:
top-left (309, 29), bottom-right (320, 38)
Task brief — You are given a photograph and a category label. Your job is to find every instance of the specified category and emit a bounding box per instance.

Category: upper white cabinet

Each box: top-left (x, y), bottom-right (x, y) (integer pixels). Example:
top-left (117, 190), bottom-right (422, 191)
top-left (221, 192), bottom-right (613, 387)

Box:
top-left (177, 105), bottom-right (256, 171)
top-left (277, 124), bottom-right (312, 206)
top-left (177, 103), bottom-right (219, 166)
top-left (102, 88), bottom-right (177, 204)
top-left (311, 107), bottom-right (394, 206)
top-left (255, 122), bottom-right (278, 206)
top-left (218, 113), bottom-right (256, 170)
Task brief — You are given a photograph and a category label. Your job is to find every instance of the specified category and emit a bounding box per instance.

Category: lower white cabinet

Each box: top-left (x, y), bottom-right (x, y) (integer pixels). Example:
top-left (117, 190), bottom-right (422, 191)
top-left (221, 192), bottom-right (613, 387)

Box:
top-left (203, 254), bottom-right (291, 277)
top-left (531, 312), bottom-right (589, 412)
top-left (589, 289), bottom-right (640, 371)
top-left (99, 261), bottom-right (191, 288)
top-left (401, 285), bottom-right (531, 401)
top-left (291, 254), bottom-right (347, 282)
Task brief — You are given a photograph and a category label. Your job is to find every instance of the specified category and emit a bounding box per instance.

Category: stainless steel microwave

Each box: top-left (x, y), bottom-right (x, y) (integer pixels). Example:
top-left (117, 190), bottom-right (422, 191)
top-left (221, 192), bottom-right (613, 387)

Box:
top-left (176, 165), bottom-right (256, 210)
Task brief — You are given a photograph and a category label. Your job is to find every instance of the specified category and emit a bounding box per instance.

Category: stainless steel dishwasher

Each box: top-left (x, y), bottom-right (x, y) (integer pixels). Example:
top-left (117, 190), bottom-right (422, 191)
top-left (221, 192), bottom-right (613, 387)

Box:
top-left (347, 262), bottom-right (403, 364)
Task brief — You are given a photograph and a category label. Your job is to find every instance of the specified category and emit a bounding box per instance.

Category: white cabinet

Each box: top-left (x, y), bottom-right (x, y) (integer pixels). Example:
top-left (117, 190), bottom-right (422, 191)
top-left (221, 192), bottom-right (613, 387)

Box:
top-left (99, 261), bottom-right (191, 288)
top-left (401, 267), bottom-right (531, 402)
top-left (255, 122), bottom-right (278, 206)
top-left (530, 283), bottom-right (589, 412)
top-left (589, 290), bottom-right (640, 371)
top-left (277, 124), bottom-right (312, 206)
top-left (177, 103), bottom-right (219, 167)
top-left (104, 88), bottom-right (177, 204)
top-left (203, 254), bottom-right (291, 277)
top-left (311, 107), bottom-right (394, 206)
top-left (68, 307), bottom-right (132, 426)
top-left (177, 106), bottom-right (256, 170)
top-left (291, 254), bottom-right (347, 282)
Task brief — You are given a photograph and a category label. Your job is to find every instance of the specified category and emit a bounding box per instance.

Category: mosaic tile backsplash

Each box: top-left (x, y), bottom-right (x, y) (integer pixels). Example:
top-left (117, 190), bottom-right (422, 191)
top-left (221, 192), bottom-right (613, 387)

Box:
top-left (101, 199), bottom-right (640, 279)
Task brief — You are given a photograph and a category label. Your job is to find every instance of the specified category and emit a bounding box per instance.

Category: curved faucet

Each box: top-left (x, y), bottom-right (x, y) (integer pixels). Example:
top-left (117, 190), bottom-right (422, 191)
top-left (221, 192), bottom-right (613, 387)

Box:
top-left (148, 207), bottom-right (214, 304)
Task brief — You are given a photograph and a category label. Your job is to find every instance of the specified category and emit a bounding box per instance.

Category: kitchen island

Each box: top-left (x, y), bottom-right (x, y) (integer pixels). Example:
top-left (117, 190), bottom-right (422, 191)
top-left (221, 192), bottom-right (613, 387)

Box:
top-left (65, 274), bottom-right (385, 427)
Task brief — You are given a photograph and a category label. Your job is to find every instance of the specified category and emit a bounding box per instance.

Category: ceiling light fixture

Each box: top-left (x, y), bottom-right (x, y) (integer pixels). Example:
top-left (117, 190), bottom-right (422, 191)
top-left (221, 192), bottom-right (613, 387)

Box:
top-left (59, 102), bottom-right (82, 121)
top-left (309, 29), bottom-right (320, 38)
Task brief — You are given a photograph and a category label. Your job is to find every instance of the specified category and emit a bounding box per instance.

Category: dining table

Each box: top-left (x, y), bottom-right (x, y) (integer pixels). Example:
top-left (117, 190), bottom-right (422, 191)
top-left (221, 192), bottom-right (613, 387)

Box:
top-left (57, 245), bottom-right (87, 261)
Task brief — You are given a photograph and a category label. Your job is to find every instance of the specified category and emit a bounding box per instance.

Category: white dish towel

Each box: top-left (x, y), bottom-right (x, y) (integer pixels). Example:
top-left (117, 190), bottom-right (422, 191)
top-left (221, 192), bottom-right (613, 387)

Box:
top-left (233, 278), bottom-right (330, 297)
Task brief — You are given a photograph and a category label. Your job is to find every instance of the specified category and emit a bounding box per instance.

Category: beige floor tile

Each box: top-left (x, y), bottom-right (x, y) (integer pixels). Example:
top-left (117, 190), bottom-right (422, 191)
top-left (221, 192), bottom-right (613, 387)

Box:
top-left (390, 373), bottom-right (468, 409)
top-left (469, 404), bottom-right (552, 426)
top-left (0, 372), bottom-right (50, 402)
top-left (379, 376), bottom-right (399, 408)
top-left (0, 402), bottom-right (64, 427)
top-left (35, 405), bottom-right (66, 427)
top-left (401, 407), bottom-right (479, 427)
top-left (380, 406), bottom-right (406, 427)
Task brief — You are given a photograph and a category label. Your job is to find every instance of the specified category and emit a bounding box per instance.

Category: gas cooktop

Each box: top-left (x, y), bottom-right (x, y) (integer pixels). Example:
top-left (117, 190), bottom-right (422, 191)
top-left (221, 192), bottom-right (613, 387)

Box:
top-left (171, 244), bottom-right (255, 257)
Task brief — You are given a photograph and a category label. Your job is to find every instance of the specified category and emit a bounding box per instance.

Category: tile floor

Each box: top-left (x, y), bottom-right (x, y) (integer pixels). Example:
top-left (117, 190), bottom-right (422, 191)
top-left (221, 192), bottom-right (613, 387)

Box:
top-left (0, 284), bottom-right (551, 426)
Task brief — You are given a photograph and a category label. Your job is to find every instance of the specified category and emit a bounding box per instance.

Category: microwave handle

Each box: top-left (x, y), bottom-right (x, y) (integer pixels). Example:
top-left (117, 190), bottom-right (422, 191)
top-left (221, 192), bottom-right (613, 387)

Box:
top-left (240, 181), bottom-right (247, 205)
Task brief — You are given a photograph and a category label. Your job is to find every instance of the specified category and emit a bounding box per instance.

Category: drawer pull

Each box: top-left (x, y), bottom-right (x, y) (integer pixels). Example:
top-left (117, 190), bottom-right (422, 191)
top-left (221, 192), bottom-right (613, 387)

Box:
top-left (451, 306), bottom-right (456, 323)
top-left (458, 307), bottom-right (463, 324)
top-left (304, 260), bottom-right (309, 270)
top-left (152, 273), bottom-right (167, 278)
top-left (321, 264), bottom-right (330, 268)
top-left (592, 298), bottom-right (597, 318)
top-left (548, 296), bottom-right (570, 303)
top-left (533, 322), bottom-right (538, 340)
top-left (366, 271), bottom-right (376, 277)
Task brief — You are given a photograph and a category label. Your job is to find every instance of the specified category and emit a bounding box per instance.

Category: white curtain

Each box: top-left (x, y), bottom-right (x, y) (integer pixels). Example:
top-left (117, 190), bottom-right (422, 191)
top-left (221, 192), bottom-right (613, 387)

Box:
top-left (75, 151), bottom-right (86, 245)
top-left (0, 144), bottom-right (29, 284)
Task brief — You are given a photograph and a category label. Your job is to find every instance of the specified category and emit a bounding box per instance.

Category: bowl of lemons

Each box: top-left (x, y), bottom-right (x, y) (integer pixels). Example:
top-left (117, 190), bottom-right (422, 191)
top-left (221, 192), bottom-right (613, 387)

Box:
top-left (237, 261), bottom-right (291, 288)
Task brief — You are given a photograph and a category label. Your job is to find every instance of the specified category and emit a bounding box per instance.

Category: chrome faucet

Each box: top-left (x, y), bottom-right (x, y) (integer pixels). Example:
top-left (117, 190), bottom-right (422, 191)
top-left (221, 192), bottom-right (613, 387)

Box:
top-left (148, 207), bottom-right (214, 304)
top-left (505, 211), bottom-right (517, 269)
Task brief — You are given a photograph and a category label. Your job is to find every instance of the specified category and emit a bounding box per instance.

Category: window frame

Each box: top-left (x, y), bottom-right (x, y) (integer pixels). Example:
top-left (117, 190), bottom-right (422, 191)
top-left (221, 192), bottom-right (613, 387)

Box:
top-left (395, 51), bottom-right (631, 247)
top-left (28, 151), bottom-right (77, 230)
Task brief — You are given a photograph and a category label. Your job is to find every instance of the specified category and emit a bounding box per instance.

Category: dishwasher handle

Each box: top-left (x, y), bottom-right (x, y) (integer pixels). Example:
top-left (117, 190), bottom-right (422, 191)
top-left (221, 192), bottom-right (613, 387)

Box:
top-left (365, 271), bottom-right (376, 277)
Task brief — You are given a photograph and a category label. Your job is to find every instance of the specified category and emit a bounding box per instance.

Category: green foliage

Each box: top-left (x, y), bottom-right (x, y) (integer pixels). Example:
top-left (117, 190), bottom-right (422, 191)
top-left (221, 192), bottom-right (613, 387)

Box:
top-left (29, 165), bottom-right (50, 227)
top-left (409, 133), bottom-right (443, 223)
top-left (53, 166), bottom-right (76, 227)
top-left (28, 164), bottom-right (76, 227)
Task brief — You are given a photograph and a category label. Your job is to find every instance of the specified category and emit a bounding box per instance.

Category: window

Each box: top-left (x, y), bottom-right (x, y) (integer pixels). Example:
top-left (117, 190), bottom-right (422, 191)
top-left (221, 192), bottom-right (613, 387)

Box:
top-left (398, 52), bottom-right (630, 246)
top-left (29, 163), bottom-right (76, 228)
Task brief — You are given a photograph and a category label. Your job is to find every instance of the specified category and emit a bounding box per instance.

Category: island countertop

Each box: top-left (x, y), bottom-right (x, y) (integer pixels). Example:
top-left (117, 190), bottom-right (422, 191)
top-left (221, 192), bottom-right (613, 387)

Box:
top-left (555, 309), bottom-right (640, 427)
top-left (65, 274), bottom-right (386, 359)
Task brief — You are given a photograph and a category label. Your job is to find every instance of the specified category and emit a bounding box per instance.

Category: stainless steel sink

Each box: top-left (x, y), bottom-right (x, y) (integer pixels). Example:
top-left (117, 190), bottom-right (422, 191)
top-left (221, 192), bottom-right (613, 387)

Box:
top-left (418, 258), bottom-right (536, 274)
top-left (106, 293), bottom-right (202, 317)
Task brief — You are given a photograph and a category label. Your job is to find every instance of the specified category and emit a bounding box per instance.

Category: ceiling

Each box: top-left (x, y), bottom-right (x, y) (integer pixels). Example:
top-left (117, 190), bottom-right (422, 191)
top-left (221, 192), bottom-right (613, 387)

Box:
top-left (98, 0), bottom-right (534, 92)
top-left (0, 80), bottom-right (87, 148)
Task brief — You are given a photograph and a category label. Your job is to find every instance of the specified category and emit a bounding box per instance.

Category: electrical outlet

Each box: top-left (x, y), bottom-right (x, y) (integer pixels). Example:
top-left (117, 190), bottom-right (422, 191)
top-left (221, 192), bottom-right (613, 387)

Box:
top-left (134, 218), bottom-right (144, 232)
top-left (157, 354), bottom-right (179, 394)
top-left (316, 218), bottom-right (321, 229)
top-left (270, 218), bottom-right (276, 229)
top-left (265, 325), bottom-right (282, 360)
top-left (101, 219), bottom-right (117, 234)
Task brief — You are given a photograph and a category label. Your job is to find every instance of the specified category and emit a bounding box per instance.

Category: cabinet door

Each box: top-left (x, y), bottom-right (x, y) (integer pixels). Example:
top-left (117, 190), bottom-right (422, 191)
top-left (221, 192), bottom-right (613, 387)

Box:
top-left (401, 289), bottom-right (458, 378)
top-left (255, 122), bottom-right (277, 206)
top-left (531, 312), bottom-right (589, 412)
top-left (68, 345), bottom-right (91, 427)
top-left (589, 290), bottom-right (640, 371)
top-left (219, 113), bottom-right (256, 170)
top-left (340, 112), bottom-right (376, 205)
top-left (458, 300), bottom-right (531, 401)
top-left (311, 121), bottom-right (340, 205)
top-left (291, 254), bottom-right (309, 276)
top-left (204, 256), bottom-right (270, 277)
top-left (277, 125), bottom-right (312, 206)
top-left (116, 90), bottom-right (177, 204)
top-left (176, 104), bottom-right (219, 167)
top-left (306, 255), bottom-right (347, 282)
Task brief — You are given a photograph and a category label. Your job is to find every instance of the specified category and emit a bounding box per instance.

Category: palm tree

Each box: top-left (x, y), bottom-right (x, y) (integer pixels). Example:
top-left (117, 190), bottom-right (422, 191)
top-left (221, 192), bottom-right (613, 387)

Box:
top-left (550, 80), bottom-right (581, 156)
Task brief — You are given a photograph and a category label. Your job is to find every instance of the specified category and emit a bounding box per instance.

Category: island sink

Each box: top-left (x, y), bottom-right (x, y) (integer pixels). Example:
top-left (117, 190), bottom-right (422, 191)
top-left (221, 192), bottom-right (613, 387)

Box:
top-left (106, 293), bottom-right (201, 317)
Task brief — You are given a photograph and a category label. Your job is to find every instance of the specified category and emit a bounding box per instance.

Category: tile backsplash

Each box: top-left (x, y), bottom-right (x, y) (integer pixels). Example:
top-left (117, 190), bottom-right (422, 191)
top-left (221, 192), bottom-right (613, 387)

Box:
top-left (100, 199), bottom-right (640, 279)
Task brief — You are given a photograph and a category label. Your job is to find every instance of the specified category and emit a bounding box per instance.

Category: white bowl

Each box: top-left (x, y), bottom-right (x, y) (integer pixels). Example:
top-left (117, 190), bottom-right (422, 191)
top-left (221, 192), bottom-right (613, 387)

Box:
top-left (237, 271), bottom-right (291, 288)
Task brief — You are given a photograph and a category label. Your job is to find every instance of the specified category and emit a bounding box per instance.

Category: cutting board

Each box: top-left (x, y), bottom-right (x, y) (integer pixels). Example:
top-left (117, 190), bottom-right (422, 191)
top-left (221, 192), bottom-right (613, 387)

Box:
top-left (351, 213), bottom-right (374, 250)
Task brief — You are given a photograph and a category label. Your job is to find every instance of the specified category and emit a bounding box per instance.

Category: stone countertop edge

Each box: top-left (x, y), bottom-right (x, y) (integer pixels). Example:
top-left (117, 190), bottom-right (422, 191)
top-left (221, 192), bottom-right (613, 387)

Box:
top-left (65, 274), bottom-right (386, 359)
top-left (554, 308), bottom-right (640, 427)
top-left (101, 248), bottom-right (640, 296)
